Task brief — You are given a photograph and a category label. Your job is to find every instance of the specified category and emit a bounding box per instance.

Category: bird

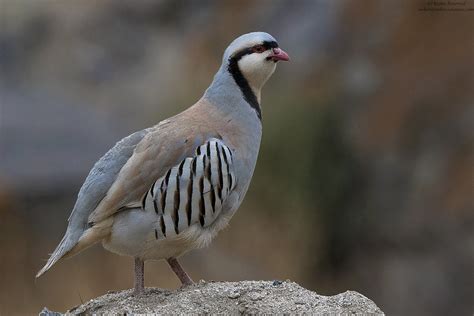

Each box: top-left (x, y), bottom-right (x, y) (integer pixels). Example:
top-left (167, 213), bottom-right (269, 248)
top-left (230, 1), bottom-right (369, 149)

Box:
top-left (36, 32), bottom-right (290, 294)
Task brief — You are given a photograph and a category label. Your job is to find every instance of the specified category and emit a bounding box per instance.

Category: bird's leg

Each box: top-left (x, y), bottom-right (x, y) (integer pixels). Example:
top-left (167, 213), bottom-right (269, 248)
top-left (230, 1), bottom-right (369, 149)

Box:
top-left (133, 257), bottom-right (145, 295)
top-left (167, 257), bottom-right (194, 286)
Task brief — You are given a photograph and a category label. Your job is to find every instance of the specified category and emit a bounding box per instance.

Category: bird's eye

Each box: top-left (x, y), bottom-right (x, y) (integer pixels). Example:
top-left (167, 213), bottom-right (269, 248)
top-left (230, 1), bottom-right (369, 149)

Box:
top-left (252, 45), bottom-right (266, 53)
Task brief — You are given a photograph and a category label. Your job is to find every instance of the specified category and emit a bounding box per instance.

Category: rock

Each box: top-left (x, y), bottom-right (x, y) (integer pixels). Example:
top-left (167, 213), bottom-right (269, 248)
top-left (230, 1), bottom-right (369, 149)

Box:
top-left (47, 281), bottom-right (384, 314)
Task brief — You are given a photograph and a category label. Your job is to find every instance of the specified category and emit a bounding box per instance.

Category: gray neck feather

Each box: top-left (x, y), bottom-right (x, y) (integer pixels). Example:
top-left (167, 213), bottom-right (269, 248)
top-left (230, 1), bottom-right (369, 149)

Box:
top-left (204, 65), bottom-right (242, 107)
top-left (204, 65), bottom-right (262, 126)
top-left (204, 63), bottom-right (262, 199)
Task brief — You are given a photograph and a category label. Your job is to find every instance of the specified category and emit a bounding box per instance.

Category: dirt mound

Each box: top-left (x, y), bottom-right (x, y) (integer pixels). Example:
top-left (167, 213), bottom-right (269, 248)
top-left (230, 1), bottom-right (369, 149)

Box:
top-left (41, 280), bottom-right (384, 314)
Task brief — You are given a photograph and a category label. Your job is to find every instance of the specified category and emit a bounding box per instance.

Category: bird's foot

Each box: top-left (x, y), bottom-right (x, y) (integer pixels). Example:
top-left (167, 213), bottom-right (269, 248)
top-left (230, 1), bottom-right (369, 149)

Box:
top-left (167, 257), bottom-right (194, 287)
top-left (180, 276), bottom-right (194, 288)
top-left (133, 286), bottom-right (145, 296)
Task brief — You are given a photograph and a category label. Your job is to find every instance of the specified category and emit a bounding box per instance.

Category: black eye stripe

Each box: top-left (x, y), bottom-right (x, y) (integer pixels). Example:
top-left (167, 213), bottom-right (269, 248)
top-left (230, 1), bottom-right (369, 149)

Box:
top-left (230, 40), bottom-right (278, 60)
top-left (263, 40), bottom-right (278, 49)
top-left (253, 45), bottom-right (265, 52)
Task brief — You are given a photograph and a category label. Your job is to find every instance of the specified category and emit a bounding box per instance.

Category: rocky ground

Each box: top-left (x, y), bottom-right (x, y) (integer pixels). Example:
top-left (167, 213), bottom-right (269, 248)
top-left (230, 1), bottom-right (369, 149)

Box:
top-left (41, 280), bottom-right (384, 314)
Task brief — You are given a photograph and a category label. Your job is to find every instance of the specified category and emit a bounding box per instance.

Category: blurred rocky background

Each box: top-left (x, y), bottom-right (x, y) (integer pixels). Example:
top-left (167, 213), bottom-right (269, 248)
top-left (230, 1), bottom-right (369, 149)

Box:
top-left (0, 0), bottom-right (473, 315)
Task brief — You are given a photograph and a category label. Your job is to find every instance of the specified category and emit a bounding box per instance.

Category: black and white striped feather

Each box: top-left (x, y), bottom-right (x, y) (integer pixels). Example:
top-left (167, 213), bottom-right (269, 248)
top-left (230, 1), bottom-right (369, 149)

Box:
top-left (141, 138), bottom-right (236, 239)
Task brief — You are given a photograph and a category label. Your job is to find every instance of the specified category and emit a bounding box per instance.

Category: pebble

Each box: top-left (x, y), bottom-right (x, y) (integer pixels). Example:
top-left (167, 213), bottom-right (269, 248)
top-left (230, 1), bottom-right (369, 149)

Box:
top-left (272, 280), bottom-right (283, 286)
top-left (341, 299), bottom-right (352, 307)
top-left (228, 291), bottom-right (241, 299)
top-left (249, 291), bottom-right (265, 301)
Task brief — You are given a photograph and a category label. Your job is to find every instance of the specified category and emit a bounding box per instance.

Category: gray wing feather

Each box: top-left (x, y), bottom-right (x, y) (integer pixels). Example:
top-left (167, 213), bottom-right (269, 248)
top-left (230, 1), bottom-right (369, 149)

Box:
top-left (36, 128), bottom-right (150, 277)
top-left (69, 128), bottom-right (150, 228)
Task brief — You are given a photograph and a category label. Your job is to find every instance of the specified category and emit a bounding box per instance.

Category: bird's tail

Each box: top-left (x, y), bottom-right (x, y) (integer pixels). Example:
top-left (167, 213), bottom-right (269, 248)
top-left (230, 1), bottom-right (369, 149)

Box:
top-left (36, 230), bottom-right (77, 278)
top-left (36, 217), bottom-right (113, 278)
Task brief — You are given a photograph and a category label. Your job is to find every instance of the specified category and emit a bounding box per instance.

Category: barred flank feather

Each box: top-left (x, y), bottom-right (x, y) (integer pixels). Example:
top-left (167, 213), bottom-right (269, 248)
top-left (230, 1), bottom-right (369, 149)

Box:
top-left (142, 138), bottom-right (236, 239)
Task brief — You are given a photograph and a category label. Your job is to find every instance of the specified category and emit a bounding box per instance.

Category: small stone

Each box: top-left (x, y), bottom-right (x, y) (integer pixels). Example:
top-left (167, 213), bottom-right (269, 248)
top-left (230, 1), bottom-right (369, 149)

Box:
top-left (272, 280), bottom-right (283, 286)
top-left (295, 300), bottom-right (306, 305)
top-left (249, 291), bottom-right (265, 301)
top-left (341, 299), bottom-right (352, 307)
top-left (39, 307), bottom-right (62, 316)
top-left (228, 291), bottom-right (241, 299)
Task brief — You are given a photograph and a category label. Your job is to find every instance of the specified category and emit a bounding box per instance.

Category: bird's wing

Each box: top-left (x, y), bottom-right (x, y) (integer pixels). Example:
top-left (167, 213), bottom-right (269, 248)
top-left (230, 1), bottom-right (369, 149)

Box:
top-left (141, 138), bottom-right (236, 238)
top-left (88, 119), bottom-right (221, 224)
top-left (68, 128), bottom-right (151, 229)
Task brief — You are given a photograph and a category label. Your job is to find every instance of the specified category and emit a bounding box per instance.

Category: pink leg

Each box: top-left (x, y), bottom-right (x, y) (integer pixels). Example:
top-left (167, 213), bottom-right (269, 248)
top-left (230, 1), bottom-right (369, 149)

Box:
top-left (134, 257), bottom-right (144, 295)
top-left (167, 257), bottom-right (194, 286)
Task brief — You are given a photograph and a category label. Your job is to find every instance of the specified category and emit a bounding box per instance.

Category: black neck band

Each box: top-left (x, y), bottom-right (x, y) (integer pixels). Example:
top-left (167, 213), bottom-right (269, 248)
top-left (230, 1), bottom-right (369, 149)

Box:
top-left (226, 40), bottom-right (277, 121)
top-left (228, 54), bottom-right (262, 121)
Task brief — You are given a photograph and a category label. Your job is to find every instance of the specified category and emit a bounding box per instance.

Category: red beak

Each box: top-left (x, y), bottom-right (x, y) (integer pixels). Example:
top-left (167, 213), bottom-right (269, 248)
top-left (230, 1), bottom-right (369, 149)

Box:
top-left (269, 47), bottom-right (290, 62)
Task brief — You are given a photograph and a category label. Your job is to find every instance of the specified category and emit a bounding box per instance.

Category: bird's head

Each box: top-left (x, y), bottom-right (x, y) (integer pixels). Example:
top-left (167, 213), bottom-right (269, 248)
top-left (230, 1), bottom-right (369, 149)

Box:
top-left (224, 32), bottom-right (290, 93)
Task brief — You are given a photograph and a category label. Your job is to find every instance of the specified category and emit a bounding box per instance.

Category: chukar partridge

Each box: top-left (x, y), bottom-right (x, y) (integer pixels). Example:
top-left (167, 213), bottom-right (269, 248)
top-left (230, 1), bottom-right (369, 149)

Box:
top-left (36, 32), bottom-right (289, 294)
